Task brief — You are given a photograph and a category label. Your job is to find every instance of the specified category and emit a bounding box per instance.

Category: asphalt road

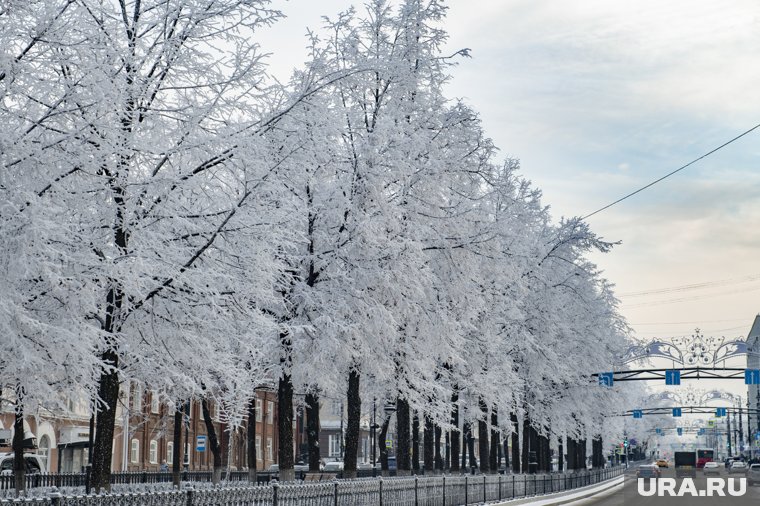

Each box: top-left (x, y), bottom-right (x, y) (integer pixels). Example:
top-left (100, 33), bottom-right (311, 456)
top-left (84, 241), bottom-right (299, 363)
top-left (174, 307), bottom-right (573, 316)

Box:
top-left (579, 463), bottom-right (760, 506)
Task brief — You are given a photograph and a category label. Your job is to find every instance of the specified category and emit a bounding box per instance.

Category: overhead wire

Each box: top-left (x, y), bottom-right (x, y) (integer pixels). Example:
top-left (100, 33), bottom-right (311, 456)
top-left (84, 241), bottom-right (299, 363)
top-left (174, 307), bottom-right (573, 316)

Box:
top-left (582, 123), bottom-right (760, 220)
top-left (619, 273), bottom-right (760, 298)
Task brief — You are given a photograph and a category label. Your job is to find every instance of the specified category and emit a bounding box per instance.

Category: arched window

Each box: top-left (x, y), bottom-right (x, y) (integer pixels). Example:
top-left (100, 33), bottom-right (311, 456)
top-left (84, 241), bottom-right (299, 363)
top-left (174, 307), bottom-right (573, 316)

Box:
top-left (131, 439), bottom-right (140, 463)
top-left (149, 440), bottom-right (158, 464)
top-left (38, 435), bottom-right (50, 472)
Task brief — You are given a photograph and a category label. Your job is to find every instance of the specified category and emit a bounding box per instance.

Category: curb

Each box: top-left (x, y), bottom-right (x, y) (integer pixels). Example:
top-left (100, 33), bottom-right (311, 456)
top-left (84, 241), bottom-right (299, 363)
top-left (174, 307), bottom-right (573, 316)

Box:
top-left (493, 475), bottom-right (625, 506)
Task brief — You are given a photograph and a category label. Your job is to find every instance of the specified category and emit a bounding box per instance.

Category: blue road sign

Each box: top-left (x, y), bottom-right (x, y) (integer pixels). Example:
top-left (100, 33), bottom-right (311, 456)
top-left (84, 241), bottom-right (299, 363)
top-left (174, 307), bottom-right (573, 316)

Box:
top-left (677, 428), bottom-right (683, 436)
top-left (698, 428), bottom-right (705, 435)
top-left (755, 432), bottom-right (760, 441)
top-left (672, 407), bottom-right (682, 417)
top-left (745, 369), bottom-right (760, 385)
top-left (716, 408), bottom-right (727, 417)
top-left (598, 372), bottom-right (614, 387)
top-left (656, 428), bottom-right (662, 435)
top-left (665, 370), bottom-right (681, 385)
top-left (196, 435), bottom-right (207, 452)
top-left (633, 410), bottom-right (643, 419)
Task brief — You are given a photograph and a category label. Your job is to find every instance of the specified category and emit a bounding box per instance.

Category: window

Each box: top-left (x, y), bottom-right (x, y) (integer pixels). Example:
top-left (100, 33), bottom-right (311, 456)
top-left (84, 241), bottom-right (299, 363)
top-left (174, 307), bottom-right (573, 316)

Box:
top-left (37, 435), bottom-right (50, 472)
top-left (131, 385), bottom-right (142, 413)
top-left (266, 401), bottom-right (274, 424)
top-left (331, 401), bottom-right (342, 416)
top-left (256, 436), bottom-right (262, 461)
top-left (328, 435), bottom-right (341, 457)
top-left (149, 440), bottom-right (158, 464)
top-left (266, 438), bottom-right (273, 461)
top-left (151, 391), bottom-right (159, 414)
top-left (167, 442), bottom-right (174, 463)
top-left (131, 439), bottom-right (139, 463)
top-left (256, 399), bottom-right (262, 422)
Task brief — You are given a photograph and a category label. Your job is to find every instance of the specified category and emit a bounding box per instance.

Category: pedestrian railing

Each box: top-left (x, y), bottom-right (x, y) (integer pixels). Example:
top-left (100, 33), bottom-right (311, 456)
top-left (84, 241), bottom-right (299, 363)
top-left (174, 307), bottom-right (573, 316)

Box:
top-left (0, 467), bottom-right (624, 506)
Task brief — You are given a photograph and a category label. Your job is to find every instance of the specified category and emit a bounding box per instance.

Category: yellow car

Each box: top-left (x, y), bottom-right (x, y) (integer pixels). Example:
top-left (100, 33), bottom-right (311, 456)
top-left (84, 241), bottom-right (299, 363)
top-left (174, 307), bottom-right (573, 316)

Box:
top-left (656, 459), bottom-right (669, 468)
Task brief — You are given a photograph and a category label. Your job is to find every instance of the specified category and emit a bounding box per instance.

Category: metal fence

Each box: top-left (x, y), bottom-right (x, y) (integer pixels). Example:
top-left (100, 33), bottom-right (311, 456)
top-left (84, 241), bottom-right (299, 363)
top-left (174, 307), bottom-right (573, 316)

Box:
top-left (0, 467), bottom-right (623, 506)
top-left (0, 472), bottom-right (280, 491)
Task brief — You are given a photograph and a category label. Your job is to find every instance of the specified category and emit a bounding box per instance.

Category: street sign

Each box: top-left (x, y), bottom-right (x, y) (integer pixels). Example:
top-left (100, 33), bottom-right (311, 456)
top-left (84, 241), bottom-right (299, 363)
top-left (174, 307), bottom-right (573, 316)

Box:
top-left (633, 410), bottom-right (643, 419)
top-left (385, 439), bottom-right (393, 449)
top-left (656, 428), bottom-right (662, 435)
top-left (755, 432), bottom-right (760, 441)
top-left (745, 369), bottom-right (760, 385)
top-left (698, 428), bottom-right (705, 435)
top-left (665, 370), bottom-right (681, 385)
top-left (716, 408), bottom-right (727, 417)
top-left (598, 372), bottom-right (614, 387)
top-left (708, 420), bottom-right (716, 428)
top-left (672, 408), bottom-right (682, 417)
top-left (196, 435), bottom-right (207, 452)
top-left (677, 428), bottom-right (683, 436)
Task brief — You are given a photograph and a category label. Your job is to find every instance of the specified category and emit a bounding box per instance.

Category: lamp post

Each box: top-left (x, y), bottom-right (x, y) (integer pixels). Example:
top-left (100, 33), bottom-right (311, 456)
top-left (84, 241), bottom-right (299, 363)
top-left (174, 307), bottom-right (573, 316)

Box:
top-left (371, 399), bottom-right (377, 476)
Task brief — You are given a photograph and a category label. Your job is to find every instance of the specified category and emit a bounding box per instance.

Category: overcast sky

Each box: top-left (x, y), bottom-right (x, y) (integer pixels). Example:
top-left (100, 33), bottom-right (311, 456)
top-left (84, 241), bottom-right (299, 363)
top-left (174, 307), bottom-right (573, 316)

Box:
top-left (256, 0), bottom-right (760, 347)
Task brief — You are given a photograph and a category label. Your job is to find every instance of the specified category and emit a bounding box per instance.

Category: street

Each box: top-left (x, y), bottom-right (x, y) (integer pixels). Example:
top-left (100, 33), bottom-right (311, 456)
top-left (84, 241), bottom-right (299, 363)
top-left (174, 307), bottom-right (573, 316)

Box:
top-left (579, 463), bottom-right (760, 505)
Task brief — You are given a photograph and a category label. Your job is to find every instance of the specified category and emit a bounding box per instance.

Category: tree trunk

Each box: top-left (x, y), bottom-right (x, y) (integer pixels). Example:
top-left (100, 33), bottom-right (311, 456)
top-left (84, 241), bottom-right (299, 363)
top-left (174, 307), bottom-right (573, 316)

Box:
top-left (521, 419), bottom-right (529, 474)
top-left (467, 424), bottom-right (476, 469)
top-left (461, 422), bottom-right (470, 470)
top-left (450, 389), bottom-right (460, 472)
top-left (412, 412), bottom-right (420, 472)
top-left (92, 344), bottom-right (121, 491)
top-left (343, 369), bottom-right (361, 479)
top-left (201, 398), bottom-right (222, 484)
top-left (489, 408), bottom-right (498, 472)
top-left (434, 425), bottom-right (443, 472)
top-left (503, 437), bottom-right (509, 471)
top-left (378, 415), bottom-right (391, 476)
top-left (13, 397), bottom-right (25, 495)
top-left (592, 436), bottom-right (602, 469)
top-left (511, 413), bottom-right (520, 473)
top-left (478, 401), bottom-right (489, 473)
top-left (278, 371), bottom-right (294, 481)
top-left (423, 415), bottom-right (434, 472)
top-left (528, 424), bottom-right (539, 474)
top-left (173, 401), bottom-right (184, 487)
top-left (247, 398), bottom-right (257, 482)
top-left (558, 438), bottom-right (564, 473)
top-left (396, 397), bottom-right (411, 475)
top-left (305, 392), bottom-right (320, 472)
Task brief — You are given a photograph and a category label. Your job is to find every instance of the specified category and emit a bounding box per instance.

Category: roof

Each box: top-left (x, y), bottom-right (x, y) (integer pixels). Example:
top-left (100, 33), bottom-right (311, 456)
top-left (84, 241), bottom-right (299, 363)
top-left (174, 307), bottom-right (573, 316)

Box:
top-left (747, 315), bottom-right (760, 343)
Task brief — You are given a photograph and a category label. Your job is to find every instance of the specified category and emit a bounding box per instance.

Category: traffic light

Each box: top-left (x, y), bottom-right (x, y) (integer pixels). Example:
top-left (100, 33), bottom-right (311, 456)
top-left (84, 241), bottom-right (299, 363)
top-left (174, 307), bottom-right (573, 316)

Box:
top-left (624, 438), bottom-right (629, 448)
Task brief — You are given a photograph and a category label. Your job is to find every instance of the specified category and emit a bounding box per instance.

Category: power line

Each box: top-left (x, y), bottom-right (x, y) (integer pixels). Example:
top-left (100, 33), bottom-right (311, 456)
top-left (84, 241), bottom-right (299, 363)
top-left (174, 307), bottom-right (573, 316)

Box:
top-left (631, 318), bottom-right (750, 326)
top-left (623, 284), bottom-right (760, 309)
top-left (582, 123), bottom-right (760, 220)
top-left (619, 273), bottom-right (760, 297)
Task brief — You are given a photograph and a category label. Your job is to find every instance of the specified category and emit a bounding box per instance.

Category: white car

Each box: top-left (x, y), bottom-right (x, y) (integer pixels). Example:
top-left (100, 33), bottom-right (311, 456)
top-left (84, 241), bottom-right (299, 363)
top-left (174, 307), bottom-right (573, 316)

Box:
top-left (0, 453), bottom-right (45, 475)
top-left (747, 464), bottom-right (760, 485)
top-left (729, 461), bottom-right (748, 474)
top-left (322, 461), bottom-right (344, 472)
top-left (702, 461), bottom-right (720, 475)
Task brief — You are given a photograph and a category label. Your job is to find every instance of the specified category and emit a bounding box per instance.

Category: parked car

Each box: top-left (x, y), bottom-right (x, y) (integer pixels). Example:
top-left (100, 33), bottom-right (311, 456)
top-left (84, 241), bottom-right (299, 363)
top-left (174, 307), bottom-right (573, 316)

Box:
top-left (0, 453), bottom-right (45, 475)
top-left (747, 464), bottom-right (760, 485)
top-left (729, 461), bottom-right (747, 474)
top-left (294, 463), bottom-right (309, 472)
top-left (703, 462), bottom-right (721, 475)
top-left (323, 461), bottom-right (344, 472)
top-left (636, 465), bottom-right (660, 479)
top-left (267, 464), bottom-right (279, 473)
top-left (655, 459), bottom-right (669, 468)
